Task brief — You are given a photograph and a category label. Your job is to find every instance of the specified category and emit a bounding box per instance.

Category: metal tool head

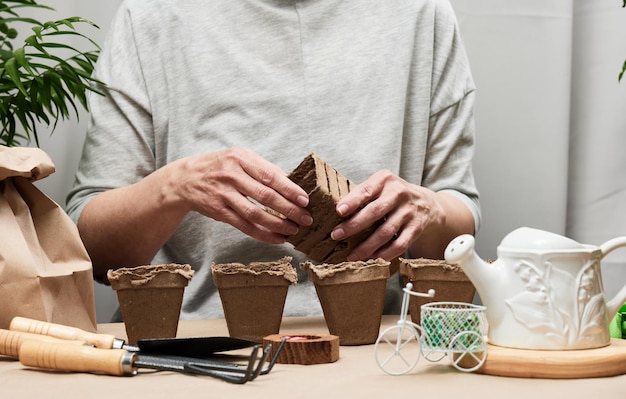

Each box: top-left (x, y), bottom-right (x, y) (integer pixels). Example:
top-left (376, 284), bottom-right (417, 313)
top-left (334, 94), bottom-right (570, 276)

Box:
top-left (134, 338), bottom-right (286, 384)
top-left (136, 336), bottom-right (258, 357)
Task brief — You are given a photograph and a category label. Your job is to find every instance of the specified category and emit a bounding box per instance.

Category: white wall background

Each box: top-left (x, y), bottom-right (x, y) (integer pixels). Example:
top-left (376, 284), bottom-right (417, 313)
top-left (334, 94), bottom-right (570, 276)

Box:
top-left (26, 0), bottom-right (626, 322)
top-left (568, 1), bottom-right (626, 301)
top-left (452, 0), bottom-right (573, 254)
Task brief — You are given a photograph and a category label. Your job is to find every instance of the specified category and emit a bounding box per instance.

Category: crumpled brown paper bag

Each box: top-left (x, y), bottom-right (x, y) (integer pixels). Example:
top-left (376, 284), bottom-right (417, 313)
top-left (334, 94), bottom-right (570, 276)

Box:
top-left (0, 145), bottom-right (97, 331)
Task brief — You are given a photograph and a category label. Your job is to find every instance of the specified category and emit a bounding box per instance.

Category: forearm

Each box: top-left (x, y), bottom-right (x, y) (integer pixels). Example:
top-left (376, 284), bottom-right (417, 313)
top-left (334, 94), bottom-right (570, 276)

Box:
top-left (408, 191), bottom-right (475, 259)
top-left (76, 149), bottom-right (312, 280)
top-left (77, 165), bottom-right (189, 280)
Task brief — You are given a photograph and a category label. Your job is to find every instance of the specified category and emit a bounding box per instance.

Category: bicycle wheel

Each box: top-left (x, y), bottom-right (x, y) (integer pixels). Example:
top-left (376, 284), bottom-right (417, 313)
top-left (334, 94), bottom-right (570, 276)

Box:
top-left (449, 331), bottom-right (487, 372)
top-left (421, 333), bottom-right (447, 363)
top-left (374, 324), bottom-right (422, 375)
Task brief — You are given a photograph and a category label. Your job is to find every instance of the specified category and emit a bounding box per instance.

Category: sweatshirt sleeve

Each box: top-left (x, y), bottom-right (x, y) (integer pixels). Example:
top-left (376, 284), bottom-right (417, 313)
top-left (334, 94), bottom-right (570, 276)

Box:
top-left (422, 1), bottom-right (481, 232)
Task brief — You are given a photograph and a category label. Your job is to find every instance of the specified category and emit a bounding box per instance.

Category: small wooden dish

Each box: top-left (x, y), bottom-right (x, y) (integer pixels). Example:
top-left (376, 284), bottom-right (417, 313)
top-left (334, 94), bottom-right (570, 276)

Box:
top-left (263, 334), bottom-right (340, 365)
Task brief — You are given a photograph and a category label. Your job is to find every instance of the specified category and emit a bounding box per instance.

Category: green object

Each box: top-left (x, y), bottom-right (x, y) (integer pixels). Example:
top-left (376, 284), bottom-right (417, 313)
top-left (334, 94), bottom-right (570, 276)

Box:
top-left (621, 1), bottom-right (626, 82)
top-left (0, 0), bottom-right (103, 147)
top-left (422, 310), bottom-right (482, 349)
top-left (609, 303), bottom-right (626, 339)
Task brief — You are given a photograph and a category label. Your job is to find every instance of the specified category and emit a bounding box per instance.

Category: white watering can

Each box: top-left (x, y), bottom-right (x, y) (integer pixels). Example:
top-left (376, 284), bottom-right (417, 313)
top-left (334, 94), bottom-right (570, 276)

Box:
top-left (444, 227), bottom-right (626, 350)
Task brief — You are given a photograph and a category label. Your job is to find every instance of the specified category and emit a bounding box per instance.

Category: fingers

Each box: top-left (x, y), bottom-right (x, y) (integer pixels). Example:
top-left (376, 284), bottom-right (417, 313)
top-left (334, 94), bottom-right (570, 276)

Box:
top-left (226, 192), bottom-right (300, 237)
top-left (214, 204), bottom-right (291, 245)
top-left (351, 212), bottom-right (425, 261)
top-left (331, 170), bottom-right (394, 242)
top-left (238, 149), bottom-right (308, 205)
top-left (334, 171), bottom-right (387, 218)
top-left (330, 170), bottom-right (438, 261)
top-left (187, 148), bottom-right (312, 241)
top-left (235, 149), bottom-right (312, 226)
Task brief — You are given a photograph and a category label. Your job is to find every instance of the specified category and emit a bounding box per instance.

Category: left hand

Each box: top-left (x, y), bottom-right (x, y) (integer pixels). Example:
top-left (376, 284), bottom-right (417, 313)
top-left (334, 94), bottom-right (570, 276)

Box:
top-left (330, 170), bottom-right (445, 261)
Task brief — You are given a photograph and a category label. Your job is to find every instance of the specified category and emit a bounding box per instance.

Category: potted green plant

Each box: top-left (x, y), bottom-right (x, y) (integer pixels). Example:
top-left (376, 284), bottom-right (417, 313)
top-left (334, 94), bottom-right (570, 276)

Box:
top-left (0, 0), bottom-right (101, 147)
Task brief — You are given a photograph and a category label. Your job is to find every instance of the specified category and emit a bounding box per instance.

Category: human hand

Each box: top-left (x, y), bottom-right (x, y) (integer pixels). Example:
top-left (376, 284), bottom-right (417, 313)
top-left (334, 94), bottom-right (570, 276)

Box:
top-left (330, 170), bottom-right (445, 261)
top-left (174, 148), bottom-right (312, 244)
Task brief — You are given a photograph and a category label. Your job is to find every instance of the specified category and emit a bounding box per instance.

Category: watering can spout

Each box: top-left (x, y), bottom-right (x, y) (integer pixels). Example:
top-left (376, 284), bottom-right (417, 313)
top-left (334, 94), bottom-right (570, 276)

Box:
top-left (444, 234), bottom-right (499, 300)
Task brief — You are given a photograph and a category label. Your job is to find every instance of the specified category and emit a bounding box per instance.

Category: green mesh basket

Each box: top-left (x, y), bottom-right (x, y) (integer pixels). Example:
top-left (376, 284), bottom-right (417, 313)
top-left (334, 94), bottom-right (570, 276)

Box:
top-left (421, 302), bottom-right (487, 352)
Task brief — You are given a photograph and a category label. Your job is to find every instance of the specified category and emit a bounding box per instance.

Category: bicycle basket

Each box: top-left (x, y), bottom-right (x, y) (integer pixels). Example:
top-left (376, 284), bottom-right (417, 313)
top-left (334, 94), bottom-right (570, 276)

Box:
top-left (420, 302), bottom-right (487, 352)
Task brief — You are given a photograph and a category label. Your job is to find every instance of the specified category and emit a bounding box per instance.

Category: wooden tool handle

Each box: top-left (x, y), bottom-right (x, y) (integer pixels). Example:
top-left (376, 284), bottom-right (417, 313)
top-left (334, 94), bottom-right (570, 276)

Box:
top-left (10, 317), bottom-right (118, 349)
top-left (0, 329), bottom-right (83, 358)
top-left (19, 341), bottom-right (136, 376)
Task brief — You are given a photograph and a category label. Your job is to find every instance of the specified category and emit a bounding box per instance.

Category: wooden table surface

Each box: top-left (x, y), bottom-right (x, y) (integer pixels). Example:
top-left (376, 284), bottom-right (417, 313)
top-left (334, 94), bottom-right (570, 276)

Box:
top-left (1, 315), bottom-right (624, 398)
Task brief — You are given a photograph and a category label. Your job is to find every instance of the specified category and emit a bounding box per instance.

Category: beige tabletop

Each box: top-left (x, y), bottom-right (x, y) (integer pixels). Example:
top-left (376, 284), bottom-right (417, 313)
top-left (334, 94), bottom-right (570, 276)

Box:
top-left (1, 315), bottom-right (623, 398)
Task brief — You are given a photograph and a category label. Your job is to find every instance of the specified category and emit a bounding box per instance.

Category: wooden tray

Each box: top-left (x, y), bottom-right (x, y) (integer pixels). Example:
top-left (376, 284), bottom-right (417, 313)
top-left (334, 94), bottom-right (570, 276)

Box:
top-left (478, 338), bottom-right (626, 378)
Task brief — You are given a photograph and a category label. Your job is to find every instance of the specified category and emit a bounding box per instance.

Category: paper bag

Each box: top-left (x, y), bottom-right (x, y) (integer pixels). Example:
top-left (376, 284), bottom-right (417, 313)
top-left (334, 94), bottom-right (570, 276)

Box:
top-left (0, 145), bottom-right (97, 331)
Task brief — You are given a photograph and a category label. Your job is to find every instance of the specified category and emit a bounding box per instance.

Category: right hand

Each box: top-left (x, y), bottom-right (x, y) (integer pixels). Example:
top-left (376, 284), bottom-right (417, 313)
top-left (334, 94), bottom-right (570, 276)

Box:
top-left (171, 148), bottom-right (312, 244)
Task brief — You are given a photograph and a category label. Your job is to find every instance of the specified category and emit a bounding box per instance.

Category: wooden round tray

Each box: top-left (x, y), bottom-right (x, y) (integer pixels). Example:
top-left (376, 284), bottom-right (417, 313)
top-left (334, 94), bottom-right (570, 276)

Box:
top-left (478, 338), bottom-right (626, 378)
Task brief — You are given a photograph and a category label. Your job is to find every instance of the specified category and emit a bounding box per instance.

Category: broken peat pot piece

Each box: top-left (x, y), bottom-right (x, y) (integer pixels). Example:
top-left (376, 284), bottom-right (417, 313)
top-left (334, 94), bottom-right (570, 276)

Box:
top-left (107, 264), bottom-right (194, 345)
top-left (268, 153), bottom-right (379, 264)
top-left (211, 257), bottom-right (297, 343)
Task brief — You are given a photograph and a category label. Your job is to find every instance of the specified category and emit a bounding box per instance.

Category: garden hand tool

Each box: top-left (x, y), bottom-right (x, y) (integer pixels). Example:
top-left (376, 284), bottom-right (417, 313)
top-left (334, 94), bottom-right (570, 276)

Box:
top-left (9, 317), bottom-right (286, 383)
top-left (18, 339), bottom-right (273, 384)
top-left (10, 316), bottom-right (264, 357)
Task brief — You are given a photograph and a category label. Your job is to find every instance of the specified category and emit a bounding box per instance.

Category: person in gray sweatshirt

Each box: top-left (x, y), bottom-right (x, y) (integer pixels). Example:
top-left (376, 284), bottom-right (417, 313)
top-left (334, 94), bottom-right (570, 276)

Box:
top-left (67, 0), bottom-right (481, 319)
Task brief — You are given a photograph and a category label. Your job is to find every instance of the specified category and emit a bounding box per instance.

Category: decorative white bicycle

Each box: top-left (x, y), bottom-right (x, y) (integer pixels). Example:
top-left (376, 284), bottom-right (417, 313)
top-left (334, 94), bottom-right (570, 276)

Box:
top-left (374, 283), bottom-right (487, 375)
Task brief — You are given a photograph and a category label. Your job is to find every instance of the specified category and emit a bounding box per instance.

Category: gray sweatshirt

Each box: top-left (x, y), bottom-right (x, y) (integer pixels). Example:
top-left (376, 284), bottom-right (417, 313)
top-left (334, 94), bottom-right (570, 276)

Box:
top-left (67, 0), bottom-right (480, 319)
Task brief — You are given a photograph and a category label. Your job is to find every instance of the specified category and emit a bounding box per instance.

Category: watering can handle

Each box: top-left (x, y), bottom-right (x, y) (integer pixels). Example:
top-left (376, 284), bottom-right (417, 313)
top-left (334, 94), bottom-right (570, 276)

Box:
top-left (600, 237), bottom-right (626, 258)
top-left (599, 237), bottom-right (626, 319)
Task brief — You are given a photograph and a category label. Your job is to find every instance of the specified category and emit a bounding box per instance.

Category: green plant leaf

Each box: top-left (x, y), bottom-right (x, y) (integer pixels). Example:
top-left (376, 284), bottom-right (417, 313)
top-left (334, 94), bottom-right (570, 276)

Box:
top-left (13, 47), bottom-right (35, 75)
top-left (4, 57), bottom-right (28, 95)
top-left (0, 3), bottom-right (103, 146)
